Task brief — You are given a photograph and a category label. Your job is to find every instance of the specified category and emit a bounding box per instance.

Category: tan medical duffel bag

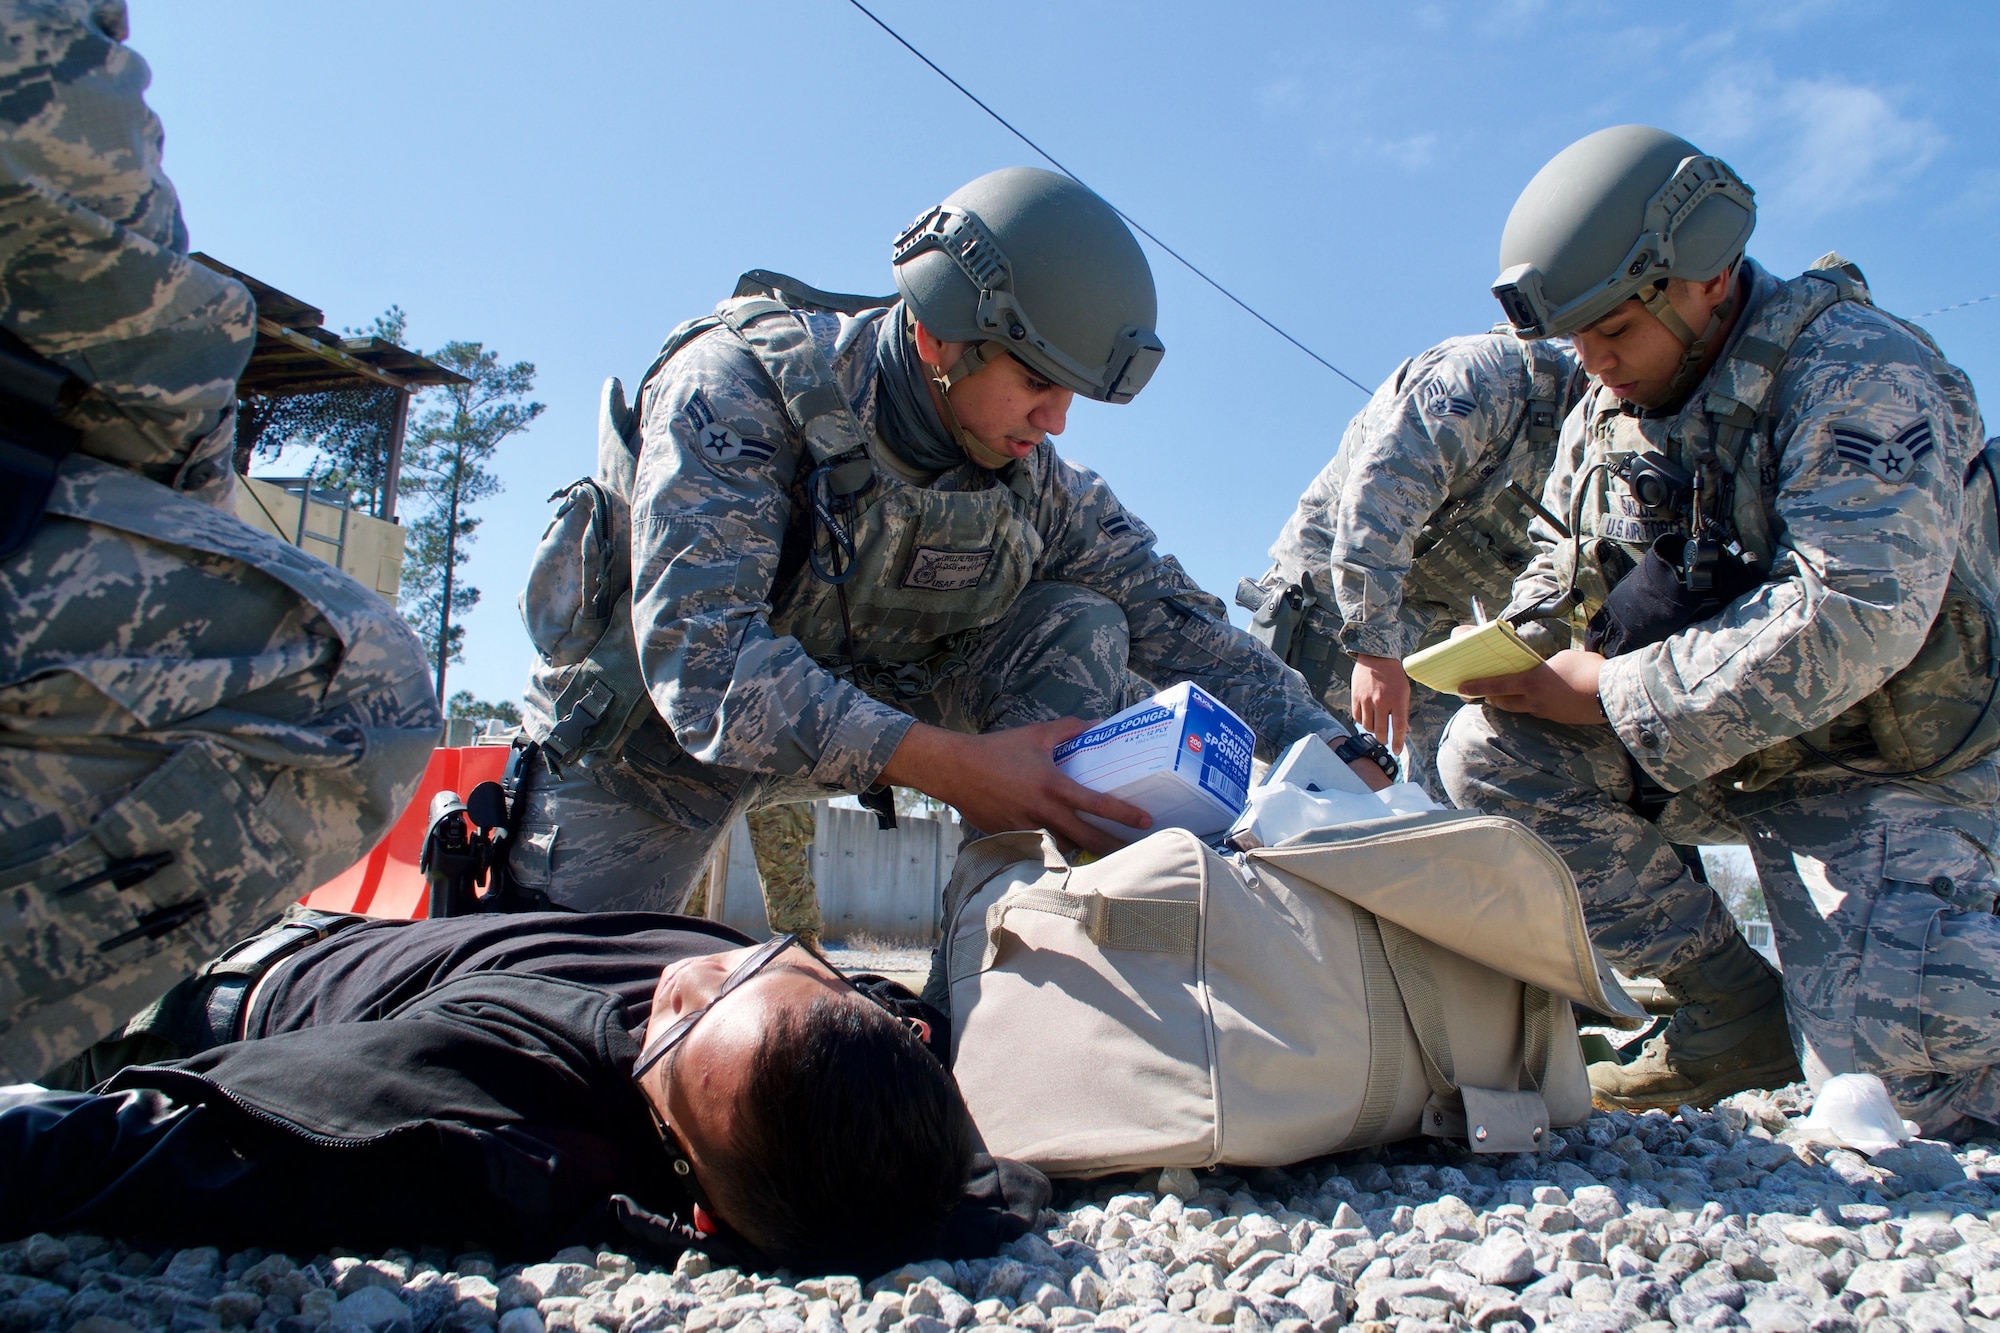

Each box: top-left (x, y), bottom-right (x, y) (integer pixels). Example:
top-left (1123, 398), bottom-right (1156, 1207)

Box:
top-left (943, 810), bottom-right (1647, 1176)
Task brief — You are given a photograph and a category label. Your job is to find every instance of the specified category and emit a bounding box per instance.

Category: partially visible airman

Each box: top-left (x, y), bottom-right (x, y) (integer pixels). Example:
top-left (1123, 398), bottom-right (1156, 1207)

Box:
top-left (1247, 332), bottom-right (1586, 797)
top-left (0, 0), bottom-right (440, 1081)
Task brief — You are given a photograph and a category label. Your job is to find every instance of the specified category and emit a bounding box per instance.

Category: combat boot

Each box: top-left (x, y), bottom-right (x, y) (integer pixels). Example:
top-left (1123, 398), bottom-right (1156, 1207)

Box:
top-left (1589, 931), bottom-right (1804, 1112)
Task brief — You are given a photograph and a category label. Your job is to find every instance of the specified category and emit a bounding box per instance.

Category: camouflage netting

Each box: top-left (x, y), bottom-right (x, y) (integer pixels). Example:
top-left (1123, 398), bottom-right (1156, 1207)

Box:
top-left (234, 385), bottom-right (402, 517)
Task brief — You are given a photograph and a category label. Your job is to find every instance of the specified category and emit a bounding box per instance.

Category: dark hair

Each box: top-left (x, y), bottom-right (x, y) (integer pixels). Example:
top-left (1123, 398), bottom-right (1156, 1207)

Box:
top-left (703, 993), bottom-right (975, 1274)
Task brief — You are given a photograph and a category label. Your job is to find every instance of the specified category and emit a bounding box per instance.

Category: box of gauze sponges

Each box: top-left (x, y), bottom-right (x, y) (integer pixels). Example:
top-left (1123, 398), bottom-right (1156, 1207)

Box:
top-left (1052, 682), bottom-right (1254, 839)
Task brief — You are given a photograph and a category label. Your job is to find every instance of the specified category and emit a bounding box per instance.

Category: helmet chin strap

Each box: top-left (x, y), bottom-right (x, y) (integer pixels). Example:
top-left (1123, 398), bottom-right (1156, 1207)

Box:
top-left (1638, 262), bottom-right (1740, 404)
top-left (928, 339), bottom-right (1031, 470)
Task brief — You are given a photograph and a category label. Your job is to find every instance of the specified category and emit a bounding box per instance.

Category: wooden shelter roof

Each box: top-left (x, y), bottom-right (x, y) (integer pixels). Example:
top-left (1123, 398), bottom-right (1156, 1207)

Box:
top-left (191, 253), bottom-right (468, 398)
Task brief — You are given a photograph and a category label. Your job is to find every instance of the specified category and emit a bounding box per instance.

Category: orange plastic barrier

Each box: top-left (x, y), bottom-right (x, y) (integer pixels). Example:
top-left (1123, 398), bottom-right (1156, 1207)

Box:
top-left (301, 746), bottom-right (509, 919)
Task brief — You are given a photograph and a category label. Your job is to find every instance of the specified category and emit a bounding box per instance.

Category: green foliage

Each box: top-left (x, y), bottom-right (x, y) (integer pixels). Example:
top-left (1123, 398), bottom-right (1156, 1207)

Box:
top-left (446, 690), bottom-right (523, 726)
top-left (1701, 845), bottom-right (1768, 924)
top-left (396, 341), bottom-right (544, 697)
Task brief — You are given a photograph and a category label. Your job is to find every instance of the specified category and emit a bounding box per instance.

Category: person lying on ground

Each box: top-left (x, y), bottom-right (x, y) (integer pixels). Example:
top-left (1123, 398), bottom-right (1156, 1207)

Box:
top-left (3, 910), bottom-right (1045, 1276)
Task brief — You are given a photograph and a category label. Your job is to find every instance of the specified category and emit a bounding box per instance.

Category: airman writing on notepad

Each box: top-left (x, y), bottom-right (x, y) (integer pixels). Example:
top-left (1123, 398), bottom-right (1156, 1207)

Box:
top-left (1437, 125), bottom-right (2000, 1134)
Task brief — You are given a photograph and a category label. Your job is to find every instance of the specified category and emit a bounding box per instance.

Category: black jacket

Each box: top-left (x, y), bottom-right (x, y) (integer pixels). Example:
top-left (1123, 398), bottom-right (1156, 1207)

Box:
top-left (5, 972), bottom-right (681, 1255)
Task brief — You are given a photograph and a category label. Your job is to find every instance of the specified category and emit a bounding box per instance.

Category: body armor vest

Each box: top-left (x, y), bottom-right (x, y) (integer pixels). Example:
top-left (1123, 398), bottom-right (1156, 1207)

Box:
top-left (521, 286), bottom-right (1041, 764)
top-left (1558, 261), bottom-right (1999, 783)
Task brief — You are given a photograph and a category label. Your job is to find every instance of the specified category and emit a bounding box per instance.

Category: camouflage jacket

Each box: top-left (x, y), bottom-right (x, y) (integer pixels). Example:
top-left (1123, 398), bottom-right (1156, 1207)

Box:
top-left (625, 302), bottom-right (1344, 791)
top-left (0, 0), bottom-right (255, 504)
top-left (1265, 333), bottom-right (1585, 659)
top-left (1505, 259), bottom-right (1993, 793)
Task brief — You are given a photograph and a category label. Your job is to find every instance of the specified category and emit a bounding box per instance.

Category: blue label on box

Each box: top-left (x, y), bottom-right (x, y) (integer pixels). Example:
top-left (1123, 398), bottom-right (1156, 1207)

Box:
top-left (1174, 687), bottom-right (1253, 815)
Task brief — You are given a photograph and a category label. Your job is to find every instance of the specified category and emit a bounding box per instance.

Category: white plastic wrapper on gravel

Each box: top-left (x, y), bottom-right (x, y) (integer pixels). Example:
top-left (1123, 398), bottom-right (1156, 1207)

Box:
top-left (9, 1086), bottom-right (2000, 1333)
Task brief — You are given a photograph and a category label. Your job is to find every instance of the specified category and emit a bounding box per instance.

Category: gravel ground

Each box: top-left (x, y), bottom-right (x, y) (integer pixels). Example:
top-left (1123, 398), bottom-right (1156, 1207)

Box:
top-left (817, 942), bottom-right (931, 993)
top-left (11, 1085), bottom-right (2000, 1333)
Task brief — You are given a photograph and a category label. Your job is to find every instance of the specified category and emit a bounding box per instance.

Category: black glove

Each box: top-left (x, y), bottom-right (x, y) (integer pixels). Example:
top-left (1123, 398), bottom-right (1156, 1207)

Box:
top-left (1586, 534), bottom-right (1761, 659)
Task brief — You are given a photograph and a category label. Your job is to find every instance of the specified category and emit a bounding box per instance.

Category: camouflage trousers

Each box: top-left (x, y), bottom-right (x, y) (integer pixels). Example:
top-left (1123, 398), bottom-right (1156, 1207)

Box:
top-left (508, 581), bottom-right (1149, 914)
top-left (744, 803), bottom-right (821, 940)
top-left (0, 462), bottom-right (440, 1083)
top-left (1439, 704), bottom-right (2000, 1135)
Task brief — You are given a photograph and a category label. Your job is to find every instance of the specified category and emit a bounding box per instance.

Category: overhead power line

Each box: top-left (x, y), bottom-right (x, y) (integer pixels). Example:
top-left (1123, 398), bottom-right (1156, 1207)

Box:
top-left (844, 0), bottom-right (1372, 396)
top-left (1918, 292), bottom-right (2000, 319)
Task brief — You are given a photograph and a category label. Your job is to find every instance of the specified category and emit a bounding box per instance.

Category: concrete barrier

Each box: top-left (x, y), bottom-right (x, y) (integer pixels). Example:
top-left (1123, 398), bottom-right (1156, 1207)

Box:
top-left (711, 802), bottom-right (959, 943)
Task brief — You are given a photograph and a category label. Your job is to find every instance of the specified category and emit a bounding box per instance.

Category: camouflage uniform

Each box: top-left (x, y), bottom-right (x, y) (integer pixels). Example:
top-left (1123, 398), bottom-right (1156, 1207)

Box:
top-left (744, 802), bottom-right (821, 942)
top-left (1439, 259), bottom-right (2000, 1134)
top-left (1255, 333), bottom-right (1585, 796)
top-left (512, 301), bottom-right (1341, 911)
top-left (0, 0), bottom-right (440, 1081)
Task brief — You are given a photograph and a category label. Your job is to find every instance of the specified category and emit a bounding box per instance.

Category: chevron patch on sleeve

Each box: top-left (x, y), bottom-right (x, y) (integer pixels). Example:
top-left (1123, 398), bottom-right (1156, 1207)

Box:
top-left (1833, 419), bottom-right (1934, 483)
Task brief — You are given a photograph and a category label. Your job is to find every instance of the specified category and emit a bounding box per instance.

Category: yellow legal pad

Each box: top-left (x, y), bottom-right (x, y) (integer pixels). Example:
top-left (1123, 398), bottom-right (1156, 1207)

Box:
top-left (1402, 620), bottom-right (1548, 695)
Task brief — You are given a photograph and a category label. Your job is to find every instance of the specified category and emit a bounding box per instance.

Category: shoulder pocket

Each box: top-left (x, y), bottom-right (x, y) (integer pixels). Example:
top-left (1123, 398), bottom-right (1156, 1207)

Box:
top-left (521, 478), bottom-right (629, 667)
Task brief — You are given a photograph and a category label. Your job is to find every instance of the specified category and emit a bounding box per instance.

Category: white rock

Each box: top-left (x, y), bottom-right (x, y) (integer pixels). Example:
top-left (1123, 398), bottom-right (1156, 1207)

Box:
top-left (1739, 1297), bottom-right (1809, 1333)
top-left (498, 1310), bottom-right (546, 1333)
top-left (331, 1286), bottom-right (415, 1333)
top-left (1902, 1293), bottom-right (1969, 1333)
top-left (1780, 1222), bottom-right (1859, 1256)
top-left (1527, 1204), bottom-right (1578, 1235)
top-left (1606, 1244), bottom-right (1652, 1278)
top-left (1845, 1258), bottom-right (1932, 1297)
top-left (1461, 1232), bottom-right (1537, 1288)
top-left (1414, 1197), bottom-right (1481, 1243)
top-left (517, 1266), bottom-right (596, 1302)
top-left (1285, 1276), bottom-right (1349, 1325)
top-left (1899, 1219), bottom-right (1968, 1258)
top-left (1568, 1275), bottom-right (1614, 1312)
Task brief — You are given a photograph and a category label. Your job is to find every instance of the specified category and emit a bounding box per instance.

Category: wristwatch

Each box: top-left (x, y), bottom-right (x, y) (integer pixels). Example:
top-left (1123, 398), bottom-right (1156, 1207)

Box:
top-left (1333, 732), bottom-right (1400, 782)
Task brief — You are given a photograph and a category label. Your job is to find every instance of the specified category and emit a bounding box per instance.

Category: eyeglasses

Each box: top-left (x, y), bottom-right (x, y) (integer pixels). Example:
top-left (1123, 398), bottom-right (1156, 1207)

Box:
top-left (632, 933), bottom-right (825, 1083)
top-left (629, 933), bottom-right (937, 1233)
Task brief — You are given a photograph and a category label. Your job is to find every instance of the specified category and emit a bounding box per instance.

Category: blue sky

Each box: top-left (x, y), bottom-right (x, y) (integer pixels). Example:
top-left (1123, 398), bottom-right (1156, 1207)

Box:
top-left (137, 1), bottom-right (2000, 711)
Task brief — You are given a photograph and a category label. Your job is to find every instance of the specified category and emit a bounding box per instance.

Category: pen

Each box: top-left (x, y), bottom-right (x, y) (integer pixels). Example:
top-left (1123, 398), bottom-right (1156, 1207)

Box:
top-left (1471, 597), bottom-right (1488, 627)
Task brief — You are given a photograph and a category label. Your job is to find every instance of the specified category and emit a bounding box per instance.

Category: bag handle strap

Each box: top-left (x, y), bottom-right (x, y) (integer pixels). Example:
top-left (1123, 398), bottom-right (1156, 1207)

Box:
top-left (1348, 910), bottom-right (1409, 1145)
top-left (1377, 918), bottom-right (1458, 1097)
top-left (983, 885), bottom-right (1200, 971)
top-left (942, 832), bottom-right (1065, 987)
top-left (1372, 915), bottom-right (1556, 1148)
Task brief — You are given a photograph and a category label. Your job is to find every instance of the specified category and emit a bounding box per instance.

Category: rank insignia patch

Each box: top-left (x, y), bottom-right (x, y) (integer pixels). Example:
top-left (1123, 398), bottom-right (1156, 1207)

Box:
top-left (1419, 375), bottom-right (1476, 419)
top-left (683, 393), bottom-right (775, 466)
top-left (1834, 419), bottom-right (1933, 483)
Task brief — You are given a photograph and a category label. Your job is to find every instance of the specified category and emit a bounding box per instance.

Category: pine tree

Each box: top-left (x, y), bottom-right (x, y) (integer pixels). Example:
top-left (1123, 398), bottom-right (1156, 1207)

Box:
top-left (397, 342), bottom-right (543, 698)
top-left (446, 690), bottom-right (523, 727)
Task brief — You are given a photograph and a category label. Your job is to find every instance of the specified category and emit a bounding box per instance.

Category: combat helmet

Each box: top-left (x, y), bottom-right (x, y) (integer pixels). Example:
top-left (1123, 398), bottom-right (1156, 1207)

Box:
top-left (1492, 125), bottom-right (1755, 396)
top-left (892, 167), bottom-right (1164, 406)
